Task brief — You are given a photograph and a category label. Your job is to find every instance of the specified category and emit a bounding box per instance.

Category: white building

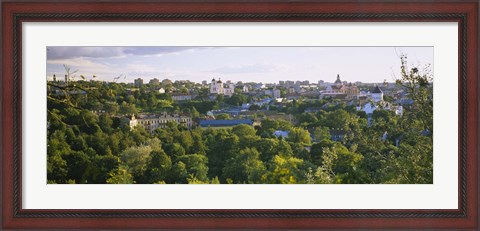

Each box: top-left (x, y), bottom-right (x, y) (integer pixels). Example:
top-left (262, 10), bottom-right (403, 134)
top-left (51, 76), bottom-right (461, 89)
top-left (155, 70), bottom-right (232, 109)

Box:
top-left (127, 113), bottom-right (193, 134)
top-left (273, 89), bottom-right (281, 98)
top-left (210, 78), bottom-right (235, 96)
top-left (127, 114), bottom-right (138, 128)
top-left (357, 102), bottom-right (403, 117)
top-left (371, 85), bottom-right (384, 102)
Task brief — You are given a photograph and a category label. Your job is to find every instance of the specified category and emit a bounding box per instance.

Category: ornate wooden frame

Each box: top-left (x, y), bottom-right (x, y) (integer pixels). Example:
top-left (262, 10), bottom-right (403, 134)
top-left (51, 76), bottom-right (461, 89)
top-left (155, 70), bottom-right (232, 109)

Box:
top-left (1, 0), bottom-right (478, 229)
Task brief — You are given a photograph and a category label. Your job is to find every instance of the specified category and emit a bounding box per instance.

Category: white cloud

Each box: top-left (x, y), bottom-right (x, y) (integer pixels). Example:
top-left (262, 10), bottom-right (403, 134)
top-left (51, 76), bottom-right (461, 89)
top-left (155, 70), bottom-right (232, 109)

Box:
top-left (209, 63), bottom-right (281, 74)
top-left (47, 57), bottom-right (109, 69)
top-left (47, 46), bottom-right (205, 60)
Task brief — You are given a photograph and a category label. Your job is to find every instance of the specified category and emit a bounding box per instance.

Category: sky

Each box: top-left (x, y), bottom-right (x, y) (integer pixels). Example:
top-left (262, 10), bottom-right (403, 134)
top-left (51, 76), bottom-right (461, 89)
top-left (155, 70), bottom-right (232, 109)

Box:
top-left (46, 46), bottom-right (433, 84)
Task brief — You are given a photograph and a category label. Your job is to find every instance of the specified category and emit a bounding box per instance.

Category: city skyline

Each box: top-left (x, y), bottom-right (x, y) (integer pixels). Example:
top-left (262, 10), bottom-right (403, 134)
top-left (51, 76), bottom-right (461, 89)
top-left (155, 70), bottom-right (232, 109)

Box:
top-left (47, 46), bottom-right (433, 84)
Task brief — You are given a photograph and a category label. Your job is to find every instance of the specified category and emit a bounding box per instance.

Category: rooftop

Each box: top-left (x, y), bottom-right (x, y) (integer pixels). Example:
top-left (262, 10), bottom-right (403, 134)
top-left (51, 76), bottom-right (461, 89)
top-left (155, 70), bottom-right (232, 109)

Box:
top-left (372, 85), bottom-right (383, 93)
top-left (199, 119), bottom-right (253, 127)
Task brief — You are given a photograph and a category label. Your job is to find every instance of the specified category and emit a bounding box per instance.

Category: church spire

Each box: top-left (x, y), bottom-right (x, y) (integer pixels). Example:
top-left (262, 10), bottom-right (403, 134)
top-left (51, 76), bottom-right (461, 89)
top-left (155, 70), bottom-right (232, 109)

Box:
top-left (334, 74), bottom-right (342, 84)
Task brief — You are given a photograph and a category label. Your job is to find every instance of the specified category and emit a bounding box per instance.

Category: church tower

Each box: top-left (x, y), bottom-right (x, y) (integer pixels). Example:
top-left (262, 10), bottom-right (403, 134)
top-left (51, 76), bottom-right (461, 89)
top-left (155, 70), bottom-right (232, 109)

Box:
top-left (334, 74), bottom-right (343, 85)
top-left (210, 78), bottom-right (216, 94)
top-left (371, 85), bottom-right (384, 102)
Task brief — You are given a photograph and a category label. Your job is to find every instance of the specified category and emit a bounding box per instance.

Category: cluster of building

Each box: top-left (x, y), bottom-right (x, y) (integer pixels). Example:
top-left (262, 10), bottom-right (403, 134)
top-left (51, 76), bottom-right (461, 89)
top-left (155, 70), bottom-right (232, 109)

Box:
top-left (118, 74), bottom-right (410, 145)
top-left (128, 73), bottom-right (406, 119)
top-left (129, 74), bottom-right (397, 105)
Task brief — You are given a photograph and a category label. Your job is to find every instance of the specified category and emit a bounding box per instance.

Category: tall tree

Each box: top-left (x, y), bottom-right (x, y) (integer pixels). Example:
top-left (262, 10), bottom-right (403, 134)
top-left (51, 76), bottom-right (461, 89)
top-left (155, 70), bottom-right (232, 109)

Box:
top-left (396, 54), bottom-right (433, 132)
top-left (287, 127), bottom-right (312, 146)
top-left (178, 154), bottom-right (209, 182)
top-left (146, 150), bottom-right (172, 183)
top-left (107, 165), bottom-right (135, 184)
top-left (223, 147), bottom-right (266, 183)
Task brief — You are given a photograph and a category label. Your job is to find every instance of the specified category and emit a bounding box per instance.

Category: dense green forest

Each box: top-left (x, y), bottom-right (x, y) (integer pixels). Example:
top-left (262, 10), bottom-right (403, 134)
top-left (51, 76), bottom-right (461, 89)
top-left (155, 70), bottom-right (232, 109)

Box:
top-left (47, 56), bottom-right (433, 184)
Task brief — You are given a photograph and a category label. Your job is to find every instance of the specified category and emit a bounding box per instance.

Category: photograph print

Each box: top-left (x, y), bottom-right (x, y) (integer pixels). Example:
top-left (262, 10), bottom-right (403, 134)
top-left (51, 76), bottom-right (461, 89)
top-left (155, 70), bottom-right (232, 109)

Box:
top-left (46, 46), bottom-right (433, 184)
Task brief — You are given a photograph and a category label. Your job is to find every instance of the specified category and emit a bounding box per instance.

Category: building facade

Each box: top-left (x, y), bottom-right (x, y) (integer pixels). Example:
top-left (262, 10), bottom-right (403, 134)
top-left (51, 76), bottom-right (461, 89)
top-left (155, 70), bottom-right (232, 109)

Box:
top-left (199, 119), bottom-right (253, 128)
top-left (127, 113), bottom-right (193, 134)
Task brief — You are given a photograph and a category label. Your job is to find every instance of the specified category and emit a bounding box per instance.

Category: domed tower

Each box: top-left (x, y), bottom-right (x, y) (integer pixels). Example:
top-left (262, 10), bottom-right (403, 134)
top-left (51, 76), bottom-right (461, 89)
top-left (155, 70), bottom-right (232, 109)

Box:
top-left (129, 114), bottom-right (138, 130)
top-left (334, 74), bottom-right (343, 86)
top-left (216, 78), bottom-right (224, 94)
top-left (210, 78), bottom-right (217, 94)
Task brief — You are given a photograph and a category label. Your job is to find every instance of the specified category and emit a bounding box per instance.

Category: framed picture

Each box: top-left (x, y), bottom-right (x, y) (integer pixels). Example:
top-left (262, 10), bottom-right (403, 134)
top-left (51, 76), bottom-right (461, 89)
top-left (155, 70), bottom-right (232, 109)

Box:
top-left (1, 0), bottom-right (478, 229)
